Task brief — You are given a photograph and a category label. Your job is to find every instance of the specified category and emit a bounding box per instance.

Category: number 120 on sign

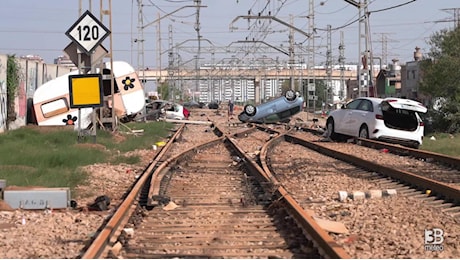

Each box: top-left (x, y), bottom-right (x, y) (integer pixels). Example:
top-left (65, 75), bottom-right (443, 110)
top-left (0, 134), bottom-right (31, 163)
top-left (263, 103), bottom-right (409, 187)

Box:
top-left (65, 10), bottom-right (111, 54)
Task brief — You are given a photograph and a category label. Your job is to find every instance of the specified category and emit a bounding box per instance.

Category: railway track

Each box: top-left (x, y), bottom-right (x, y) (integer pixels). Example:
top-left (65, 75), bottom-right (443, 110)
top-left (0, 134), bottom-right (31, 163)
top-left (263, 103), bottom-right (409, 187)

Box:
top-left (3, 111), bottom-right (459, 258)
top-left (78, 113), bottom-right (459, 259)
top-left (257, 126), bottom-right (460, 258)
top-left (126, 140), bottom-right (317, 258)
top-left (80, 119), bottom-right (349, 259)
top-left (291, 128), bottom-right (460, 199)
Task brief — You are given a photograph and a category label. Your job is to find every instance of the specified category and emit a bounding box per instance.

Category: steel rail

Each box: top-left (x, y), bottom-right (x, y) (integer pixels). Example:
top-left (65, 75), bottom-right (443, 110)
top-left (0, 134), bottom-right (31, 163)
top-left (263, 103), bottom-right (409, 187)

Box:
top-left (135, 124), bottom-right (319, 258)
top-left (80, 124), bottom-right (187, 259)
top-left (285, 134), bottom-right (460, 205)
top-left (356, 138), bottom-right (460, 169)
top-left (147, 136), bottom-right (225, 205)
top-left (258, 129), bottom-right (351, 259)
top-left (227, 125), bottom-right (350, 258)
top-left (297, 125), bottom-right (460, 169)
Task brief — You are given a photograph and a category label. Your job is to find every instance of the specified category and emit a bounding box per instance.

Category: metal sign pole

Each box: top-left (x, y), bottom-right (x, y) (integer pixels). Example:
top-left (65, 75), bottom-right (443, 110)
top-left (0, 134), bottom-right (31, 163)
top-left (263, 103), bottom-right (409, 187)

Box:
top-left (66, 7), bottom-right (111, 141)
top-left (78, 108), bottom-right (82, 142)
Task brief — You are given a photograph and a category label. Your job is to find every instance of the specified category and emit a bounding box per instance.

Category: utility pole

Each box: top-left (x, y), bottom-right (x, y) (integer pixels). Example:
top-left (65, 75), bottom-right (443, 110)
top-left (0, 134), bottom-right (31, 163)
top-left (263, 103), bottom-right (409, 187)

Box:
top-left (137, 0), bottom-right (144, 79)
top-left (194, 0), bottom-right (202, 102)
top-left (136, 2), bottom-right (206, 98)
top-left (289, 14), bottom-right (295, 91)
top-left (326, 24), bottom-right (332, 111)
top-left (441, 8), bottom-right (460, 28)
top-left (373, 32), bottom-right (397, 67)
top-left (345, 0), bottom-right (373, 97)
top-left (307, 0), bottom-right (316, 117)
top-left (363, 1), bottom-right (376, 97)
top-left (167, 25), bottom-right (175, 101)
top-left (338, 31), bottom-right (346, 101)
top-left (157, 13), bottom-right (162, 82)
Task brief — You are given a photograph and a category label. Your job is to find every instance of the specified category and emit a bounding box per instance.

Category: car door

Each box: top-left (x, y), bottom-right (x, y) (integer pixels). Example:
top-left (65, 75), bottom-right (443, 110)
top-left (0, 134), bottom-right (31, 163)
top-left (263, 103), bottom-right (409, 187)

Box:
top-left (349, 99), bottom-right (374, 136)
top-left (336, 99), bottom-right (363, 135)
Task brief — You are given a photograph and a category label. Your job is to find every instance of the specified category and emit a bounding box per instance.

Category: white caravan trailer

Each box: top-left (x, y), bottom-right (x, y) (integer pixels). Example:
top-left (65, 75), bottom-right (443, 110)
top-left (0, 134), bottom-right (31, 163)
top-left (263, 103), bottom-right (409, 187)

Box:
top-left (33, 61), bottom-right (145, 129)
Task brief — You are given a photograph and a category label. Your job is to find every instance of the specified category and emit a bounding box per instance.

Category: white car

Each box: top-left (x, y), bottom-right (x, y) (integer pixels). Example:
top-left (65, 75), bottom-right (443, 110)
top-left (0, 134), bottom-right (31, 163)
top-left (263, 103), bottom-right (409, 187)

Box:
top-left (325, 97), bottom-right (427, 148)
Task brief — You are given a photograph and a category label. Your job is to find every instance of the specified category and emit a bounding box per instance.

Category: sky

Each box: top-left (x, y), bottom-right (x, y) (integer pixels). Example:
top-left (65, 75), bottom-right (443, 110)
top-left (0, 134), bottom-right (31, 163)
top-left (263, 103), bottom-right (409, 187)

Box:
top-left (0, 0), bottom-right (459, 70)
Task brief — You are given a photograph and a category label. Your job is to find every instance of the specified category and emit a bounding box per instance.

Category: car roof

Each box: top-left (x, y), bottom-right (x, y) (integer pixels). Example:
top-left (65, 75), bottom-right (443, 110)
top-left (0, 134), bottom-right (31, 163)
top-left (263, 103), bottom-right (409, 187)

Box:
top-left (351, 97), bottom-right (427, 113)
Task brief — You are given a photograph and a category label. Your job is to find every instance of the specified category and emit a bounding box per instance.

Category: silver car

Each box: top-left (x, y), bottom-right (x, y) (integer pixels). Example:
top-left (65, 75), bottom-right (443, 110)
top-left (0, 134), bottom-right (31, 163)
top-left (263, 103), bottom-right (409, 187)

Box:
top-left (238, 90), bottom-right (304, 123)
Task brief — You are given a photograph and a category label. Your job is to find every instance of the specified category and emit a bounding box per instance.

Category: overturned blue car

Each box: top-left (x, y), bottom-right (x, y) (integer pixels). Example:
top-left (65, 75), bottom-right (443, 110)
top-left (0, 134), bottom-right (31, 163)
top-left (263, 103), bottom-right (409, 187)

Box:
top-left (238, 90), bottom-right (304, 124)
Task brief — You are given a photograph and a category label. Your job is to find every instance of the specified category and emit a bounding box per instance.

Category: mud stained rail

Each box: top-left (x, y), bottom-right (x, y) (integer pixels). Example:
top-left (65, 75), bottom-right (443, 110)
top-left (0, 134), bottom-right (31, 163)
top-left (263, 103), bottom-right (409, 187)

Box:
top-left (123, 138), bottom-right (320, 258)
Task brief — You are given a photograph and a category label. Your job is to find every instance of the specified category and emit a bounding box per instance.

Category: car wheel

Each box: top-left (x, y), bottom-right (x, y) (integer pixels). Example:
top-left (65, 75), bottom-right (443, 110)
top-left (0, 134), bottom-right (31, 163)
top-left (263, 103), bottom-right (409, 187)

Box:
top-left (326, 118), bottom-right (337, 140)
top-left (244, 104), bottom-right (257, 116)
top-left (285, 89), bottom-right (296, 101)
top-left (284, 89), bottom-right (297, 101)
top-left (410, 142), bottom-right (420, 149)
top-left (359, 125), bottom-right (369, 139)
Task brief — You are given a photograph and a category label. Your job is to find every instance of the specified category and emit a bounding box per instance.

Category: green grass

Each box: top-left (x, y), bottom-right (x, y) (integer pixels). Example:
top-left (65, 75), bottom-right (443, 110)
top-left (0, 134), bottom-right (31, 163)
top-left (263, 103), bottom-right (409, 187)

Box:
top-left (0, 122), bottom-right (173, 190)
top-left (421, 133), bottom-right (460, 157)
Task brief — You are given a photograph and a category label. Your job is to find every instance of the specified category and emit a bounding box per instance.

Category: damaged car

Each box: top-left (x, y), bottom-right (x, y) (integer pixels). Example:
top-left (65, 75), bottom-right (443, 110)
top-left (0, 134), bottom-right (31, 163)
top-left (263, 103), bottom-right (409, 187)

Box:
top-left (238, 90), bottom-right (304, 124)
top-left (145, 100), bottom-right (190, 121)
top-left (325, 97), bottom-right (427, 148)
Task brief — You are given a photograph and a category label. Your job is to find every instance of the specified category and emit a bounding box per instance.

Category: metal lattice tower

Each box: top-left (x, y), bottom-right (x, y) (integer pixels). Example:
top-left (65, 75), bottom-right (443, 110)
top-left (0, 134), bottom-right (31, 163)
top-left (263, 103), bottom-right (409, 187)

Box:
top-left (373, 33), bottom-right (397, 67)
top-left (137, 0), bottom-right (144, 73)
top-left (338, 31), bottom-right (346, 101)
top-left (441, 8), bottom-right (460, 28)
top-left (167, 25), bottom-right (174, 101)
top-left (194, 0), bottom-right (202, 101)
top-left (326, 24), bottom-right (332, 108)
top-left (306, 0), bottom-right (316, 113)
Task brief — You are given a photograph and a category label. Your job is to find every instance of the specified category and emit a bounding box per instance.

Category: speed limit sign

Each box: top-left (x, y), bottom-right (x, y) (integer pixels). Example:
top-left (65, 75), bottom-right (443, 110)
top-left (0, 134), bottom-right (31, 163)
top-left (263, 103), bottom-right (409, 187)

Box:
top-left (66, 10), bottom-right (110, 54)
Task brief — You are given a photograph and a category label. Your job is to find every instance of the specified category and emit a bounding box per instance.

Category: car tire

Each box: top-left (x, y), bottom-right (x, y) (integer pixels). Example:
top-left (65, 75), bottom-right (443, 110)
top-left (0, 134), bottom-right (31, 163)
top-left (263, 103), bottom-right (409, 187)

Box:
top-left (285, 89), bottom-right (296, 101)
top-left (326, 118), bottom-right (337, 140)
top-left (409, 142), bottom-right (420, 149)
top-left (359, 125), bottom-right (369, 139)
top-left (244, 104), bottom-right (257, 116)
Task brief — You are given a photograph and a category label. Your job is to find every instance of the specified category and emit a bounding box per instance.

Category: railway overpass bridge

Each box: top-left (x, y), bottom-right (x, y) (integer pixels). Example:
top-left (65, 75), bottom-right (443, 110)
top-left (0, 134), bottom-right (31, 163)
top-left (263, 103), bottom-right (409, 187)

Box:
top-left (136, 67), bottom-right (371, 104)
top-left (137, 67), bottom-right (359, 82)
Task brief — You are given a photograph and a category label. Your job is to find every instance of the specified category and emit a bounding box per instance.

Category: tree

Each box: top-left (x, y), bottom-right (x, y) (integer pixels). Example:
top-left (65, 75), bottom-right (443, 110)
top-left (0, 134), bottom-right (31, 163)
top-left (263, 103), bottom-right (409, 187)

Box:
top-left (420, 27), bottom-right (460, 133)
top-left (420, 28), bottom-right (460, 100)
top-left (6, 55), bottom-right (21, 127)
